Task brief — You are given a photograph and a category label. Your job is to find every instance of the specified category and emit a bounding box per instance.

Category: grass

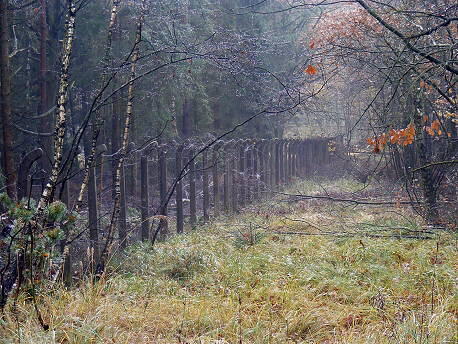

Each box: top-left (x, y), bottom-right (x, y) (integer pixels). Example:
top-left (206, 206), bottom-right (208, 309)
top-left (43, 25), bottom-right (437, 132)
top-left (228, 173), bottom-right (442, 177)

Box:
top-left (1, 177), bottom-right (457, 343)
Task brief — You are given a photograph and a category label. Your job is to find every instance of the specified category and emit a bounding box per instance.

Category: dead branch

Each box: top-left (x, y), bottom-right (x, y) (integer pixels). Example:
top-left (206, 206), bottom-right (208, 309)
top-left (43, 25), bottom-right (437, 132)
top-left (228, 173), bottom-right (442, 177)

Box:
top-left (276, 191), bottom-right (416, 205)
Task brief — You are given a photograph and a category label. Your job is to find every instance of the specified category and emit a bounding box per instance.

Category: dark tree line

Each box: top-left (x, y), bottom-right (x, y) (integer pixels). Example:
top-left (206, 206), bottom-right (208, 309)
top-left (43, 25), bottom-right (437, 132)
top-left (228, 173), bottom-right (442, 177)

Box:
top-left (1, 0), bottom-right (313, 205)
top-left (0, 0), bottom-right (319, 313)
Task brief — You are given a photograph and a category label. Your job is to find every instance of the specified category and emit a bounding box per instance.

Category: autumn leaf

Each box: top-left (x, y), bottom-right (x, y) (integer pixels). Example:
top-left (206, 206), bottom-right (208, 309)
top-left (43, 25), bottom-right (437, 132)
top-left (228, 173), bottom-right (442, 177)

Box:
top-left (426, 126), bottom-right (435, 136)
top-left (390, 129), bottom-right (400, 144)
top-left (309, 41), bottom-right (315, 49)
top-left (367, 123), bottom-right (417, 150)
top-left (431, 119), bottom-right (440, 131)
top-left (423, 115), bottom-right (428, 123)
top-left (305, 65), bottom-right (317, 75)
top-left (406, 123), bottom-right (415, 136)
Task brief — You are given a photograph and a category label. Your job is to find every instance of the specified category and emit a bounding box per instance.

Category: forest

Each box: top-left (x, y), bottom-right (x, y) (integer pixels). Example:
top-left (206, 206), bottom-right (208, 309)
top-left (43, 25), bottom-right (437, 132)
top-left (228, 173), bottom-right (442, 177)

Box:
top-left (0, 0), bottom-right (457, 343)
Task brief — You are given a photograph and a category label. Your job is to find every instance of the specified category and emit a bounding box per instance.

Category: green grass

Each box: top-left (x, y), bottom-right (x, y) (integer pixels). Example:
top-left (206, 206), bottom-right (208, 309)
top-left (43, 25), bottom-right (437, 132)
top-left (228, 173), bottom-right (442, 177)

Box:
top-left (1, 178), bottom-right (456, 343)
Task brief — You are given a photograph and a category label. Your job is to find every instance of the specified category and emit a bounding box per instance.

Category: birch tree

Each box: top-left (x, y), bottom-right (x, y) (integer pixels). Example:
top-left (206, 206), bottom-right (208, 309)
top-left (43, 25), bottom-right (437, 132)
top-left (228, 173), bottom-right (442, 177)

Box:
top-left (99, 0), bottom-right (147, 270)
top-left (37, 0), bottom-right (76, 213)
top-left (75, 0), bottom-right (121, 210)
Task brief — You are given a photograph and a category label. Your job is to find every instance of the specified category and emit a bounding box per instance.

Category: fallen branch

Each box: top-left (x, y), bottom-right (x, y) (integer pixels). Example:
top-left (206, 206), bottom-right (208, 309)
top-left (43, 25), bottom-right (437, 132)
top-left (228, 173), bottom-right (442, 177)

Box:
top-left (282, 216), bottom-right (325, 231)
top-left (276, 192), bottom-right (416, 205)
top-left (273, 231), bottom-right (433, 240)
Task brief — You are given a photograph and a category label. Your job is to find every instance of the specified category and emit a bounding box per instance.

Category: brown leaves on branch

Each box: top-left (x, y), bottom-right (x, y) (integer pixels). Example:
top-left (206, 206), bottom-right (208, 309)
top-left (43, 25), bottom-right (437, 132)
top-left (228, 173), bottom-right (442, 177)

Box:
top-left (304, 65), bottom-right (318, 75)
top-left (367, 117), bottom-right (455, 153)
top-left (426, 119), bottom-right (442, 137)
top-left (309, 6), bottom-right (381, 49)
top-left (367, 123), bottom-right (415, 153)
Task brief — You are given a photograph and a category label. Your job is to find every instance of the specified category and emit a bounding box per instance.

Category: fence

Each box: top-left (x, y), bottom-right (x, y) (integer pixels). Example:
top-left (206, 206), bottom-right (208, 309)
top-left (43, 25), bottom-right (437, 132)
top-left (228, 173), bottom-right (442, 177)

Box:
top-left (18, 137), bottom-right (334, 285)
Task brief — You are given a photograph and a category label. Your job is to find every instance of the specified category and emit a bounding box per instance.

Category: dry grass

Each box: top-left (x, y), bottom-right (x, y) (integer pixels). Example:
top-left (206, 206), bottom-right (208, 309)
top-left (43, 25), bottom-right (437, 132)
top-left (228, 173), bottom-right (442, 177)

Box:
top-left (1, 177), bottom-right (457, 344)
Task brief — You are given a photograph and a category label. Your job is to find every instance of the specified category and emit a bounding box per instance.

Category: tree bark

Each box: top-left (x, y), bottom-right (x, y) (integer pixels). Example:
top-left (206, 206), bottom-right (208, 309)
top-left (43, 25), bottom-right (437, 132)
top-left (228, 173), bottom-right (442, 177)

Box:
top-left (140, 155), bottom-right (150, 240)
top-left (413, 94), bottom-right (439, 224)
top-left (189, 149), bottom-right (197, 226)
top-left (76, 0), bottom-right (121, 210)
top-left (0, 0), bottom-right (17, 200)
top-left (202, 150), bottom-right (209, 221)
top-left (181, 98), bottom-right (192, 138)
top-left (158, 147), bottom-right (168, 237)
top-left (111, 89), bottom-right (121, 198)
top-left (100, 0), bottom-right (146, 266)
top-left (37, 0), bottom-right (76, 211)
top-left (175, 146), bottom-right (184, 233)
top-left (39, 0), bottom-right (52, 173)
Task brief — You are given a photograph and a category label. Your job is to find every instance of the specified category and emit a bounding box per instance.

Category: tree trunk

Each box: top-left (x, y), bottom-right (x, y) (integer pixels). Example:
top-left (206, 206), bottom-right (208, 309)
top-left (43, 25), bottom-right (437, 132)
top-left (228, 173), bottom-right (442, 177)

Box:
top-left (39, 0), bottom-right (52, 173)
top-left (37, 0), bottom-right (76, 211)
top-left (99, 0), bottom-right (146, 268)
top-left (413, 94), bottom-right (439, 224)
top-left (75, 0), bottom-right (120, 210)
top-left (0, 0), bottom-right (17, 200)
top-left (181, 97), bottom-right (192, 138)
top-left (111, 89), bottom-right (121, 198)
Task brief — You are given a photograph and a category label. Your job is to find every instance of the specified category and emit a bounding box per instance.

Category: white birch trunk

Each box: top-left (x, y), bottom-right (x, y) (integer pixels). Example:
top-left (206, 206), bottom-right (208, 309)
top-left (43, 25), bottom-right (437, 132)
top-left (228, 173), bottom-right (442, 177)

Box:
top-left (37, 0), bottom-right (76, 213)
top-left (99, 0), bottom-right (147, 265)
top-left (75, 0), bottom-right (121, 209)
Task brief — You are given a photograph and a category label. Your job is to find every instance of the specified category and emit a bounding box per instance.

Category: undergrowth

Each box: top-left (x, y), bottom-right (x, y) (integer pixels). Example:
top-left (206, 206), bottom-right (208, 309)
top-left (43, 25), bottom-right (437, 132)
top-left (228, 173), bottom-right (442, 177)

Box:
top-left (0, 178), bottom-right (456, 343)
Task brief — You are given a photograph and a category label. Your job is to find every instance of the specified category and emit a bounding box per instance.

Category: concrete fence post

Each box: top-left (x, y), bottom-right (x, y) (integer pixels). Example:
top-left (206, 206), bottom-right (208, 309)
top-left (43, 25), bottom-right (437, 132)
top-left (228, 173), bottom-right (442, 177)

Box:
top-left (188, 149), bottom-right (197, 227)
top-left (158, 145), bottom-right (168, 238)
top-left (175, 145), bottom-right (184, 234)
top-left (202, 149), bottom-right (210, 222)
top-left (140, 154), bottom-right (150, 240)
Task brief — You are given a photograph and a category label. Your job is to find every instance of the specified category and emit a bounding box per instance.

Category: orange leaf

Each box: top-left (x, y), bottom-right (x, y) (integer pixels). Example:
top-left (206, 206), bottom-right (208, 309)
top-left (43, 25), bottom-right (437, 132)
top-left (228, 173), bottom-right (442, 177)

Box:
top-left (305, 65), bottom-right (317, 75)
top-left (431, 120), bottom-right (440, 131)
top-left (309, 41), bottom-right (315, 49)
top-left (423, 115), bottom-right (428, 123)
top-left (407, 123), bottom-right (415, 136)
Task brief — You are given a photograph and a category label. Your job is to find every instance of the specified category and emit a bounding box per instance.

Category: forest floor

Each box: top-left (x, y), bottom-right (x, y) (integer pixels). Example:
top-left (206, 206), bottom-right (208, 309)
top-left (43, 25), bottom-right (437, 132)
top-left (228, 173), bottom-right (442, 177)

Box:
top-left (1, 177), bottom-right (457, 343)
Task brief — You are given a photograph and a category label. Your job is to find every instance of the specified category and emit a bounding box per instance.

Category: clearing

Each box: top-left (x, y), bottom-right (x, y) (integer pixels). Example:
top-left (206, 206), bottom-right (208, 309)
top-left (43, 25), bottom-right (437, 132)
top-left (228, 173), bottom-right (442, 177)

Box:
top-left (1, 177), bottom-right (456, 344)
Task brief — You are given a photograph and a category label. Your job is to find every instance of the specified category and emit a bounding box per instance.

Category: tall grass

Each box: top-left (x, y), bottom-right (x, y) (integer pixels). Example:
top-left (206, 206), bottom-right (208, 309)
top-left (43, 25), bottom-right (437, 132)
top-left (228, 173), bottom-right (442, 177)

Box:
top-left (1, 178), bottom-right (456, 343)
